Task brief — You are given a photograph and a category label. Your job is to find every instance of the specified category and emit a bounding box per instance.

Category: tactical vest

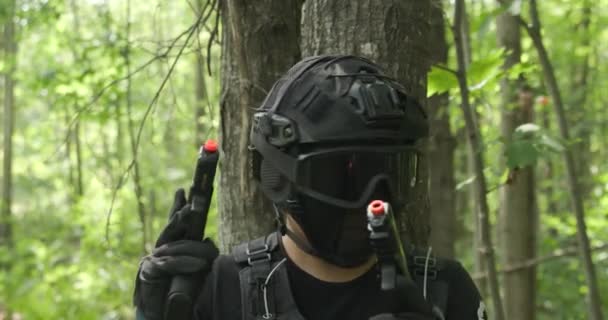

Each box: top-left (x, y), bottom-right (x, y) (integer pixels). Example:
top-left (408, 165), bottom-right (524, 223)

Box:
top-left (231, 232), bottom-right (449, 320)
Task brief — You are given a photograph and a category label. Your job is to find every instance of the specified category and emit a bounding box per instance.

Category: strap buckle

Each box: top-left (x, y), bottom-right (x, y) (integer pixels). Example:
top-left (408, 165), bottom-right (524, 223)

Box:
top-left (414, 255), bottom-right (436, 268)
top-left (413, 254), bottom-right (437, 280)
top-left (246, 244), bottom-right (269, 256)
top-left (248, 253), bottom-right (272, 265)
top-left (246, 244), bottom-right (271, 265)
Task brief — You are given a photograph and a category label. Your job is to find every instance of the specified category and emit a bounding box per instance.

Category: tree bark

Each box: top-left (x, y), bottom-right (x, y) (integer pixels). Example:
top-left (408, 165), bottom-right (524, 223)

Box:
top-left (1, 2), bottom-right (16, 318)
top-left (1, 0), bottom-right (16, 250)
top-left (218, 0), bottom-right (302, 253)
top-left (456, 0), bottom-right (486, 293)
top-left (65, 109), bottom-right (75, 195)
top-left (69, 0), bottom-right (85, 199)
top-left (461, 0), bottom-right (473, 66)
top-left (523, 0), bottom-right (604, 318)
top-left (496, 4), bottom-right (537, 319)
top-left (569, 0), bottom-right (592, 199)
top-left (74, 120), bottom-right (84, 197)
top-left (459, 1), bottom-right (486, 295)
top-left (541, 109), bottom-right (560, 216)
top-left (428, 0), bottom-right (456, 258)
top-left (301, 0), bottom-right (432, 246)
top-left (453, 0), bottom-right (505, 318)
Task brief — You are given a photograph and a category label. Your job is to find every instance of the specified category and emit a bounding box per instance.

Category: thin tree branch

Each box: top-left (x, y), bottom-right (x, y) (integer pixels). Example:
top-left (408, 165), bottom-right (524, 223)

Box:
top-left (432, 63), bottom-right (458, 75)
top-left (105, 7), bottom-right (206, 247)
top-left (207, 0), bottom-right (220, 76)
top-left (124, 0), bottom-right (149, 252)
top-left (47, 19), bottom-right (201, 164)
top-left (453, 0), bottom-right (506, 318)
top-left (523, 0), bottom-right (604, 319)
top-left (473, 243), bottom-right (608, 280)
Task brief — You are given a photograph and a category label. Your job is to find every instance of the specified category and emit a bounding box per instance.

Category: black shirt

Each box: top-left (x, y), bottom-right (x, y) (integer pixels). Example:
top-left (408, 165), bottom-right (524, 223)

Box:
top-left (285, 258), bottom-right (427, 319)
top-left (195, 244), bottom-right (486, 320)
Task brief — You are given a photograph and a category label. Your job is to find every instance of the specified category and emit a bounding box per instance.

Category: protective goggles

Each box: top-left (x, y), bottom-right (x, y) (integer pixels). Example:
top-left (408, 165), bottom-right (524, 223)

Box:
top-left (253, 131), bottom-right (420, 209)
top-left (293, 146), bottom-right (420, 208)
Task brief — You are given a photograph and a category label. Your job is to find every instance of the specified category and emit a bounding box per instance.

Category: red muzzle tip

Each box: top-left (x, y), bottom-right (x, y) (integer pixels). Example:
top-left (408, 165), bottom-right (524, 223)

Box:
top-left (370, 200), bottom-right (385, 216)
top-left (203, 139), bottom-right (218, 153)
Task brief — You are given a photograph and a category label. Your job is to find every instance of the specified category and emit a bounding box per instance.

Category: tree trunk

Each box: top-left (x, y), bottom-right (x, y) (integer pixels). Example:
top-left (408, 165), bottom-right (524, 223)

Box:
top-left (65, 109), bottom-right (75, 195)
top-left (1, 0), bottom-right (16, 250)
top-left (496, 4), bottom-right (538, 319)
top-left (301, 0), bottom-right (432, 246)
top-left (496, 6), bottom-right (537, 319)
top-left (541, 109), bottom-right (559, 216)
top-left (428, 1), bottom-right (456, 258)
top-left (456, 0), bottom-right (486, 293)
top-left (459, 1), bottom-right (487, 295)
top-left (523, 1), bottom-right (604, 318)
top-left (461, 0), bottom-right (473, 66)
top-left (1, 2), bottom-right (16, 318)
top-left (218, 0), bottom-right (302, 253)
top-left (569, 0), bottom-right (592, 199)
top-left (453, 0), bottom-right (505, 318)
top-left (67, 0), bottom-right (85, 200)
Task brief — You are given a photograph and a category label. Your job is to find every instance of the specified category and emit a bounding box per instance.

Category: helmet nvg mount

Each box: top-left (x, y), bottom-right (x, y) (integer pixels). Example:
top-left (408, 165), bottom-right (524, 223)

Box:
top-left (249, 55), bottom-right (428, 267)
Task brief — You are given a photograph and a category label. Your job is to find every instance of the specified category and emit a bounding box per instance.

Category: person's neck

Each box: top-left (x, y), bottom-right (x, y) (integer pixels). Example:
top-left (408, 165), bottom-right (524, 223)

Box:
top-left (281, 216), bottom-right (376, 283)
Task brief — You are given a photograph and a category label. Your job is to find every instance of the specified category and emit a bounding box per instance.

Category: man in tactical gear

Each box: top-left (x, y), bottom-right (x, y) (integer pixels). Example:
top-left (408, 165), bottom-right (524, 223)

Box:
top-left (134, 55), bottom-right (487, 320)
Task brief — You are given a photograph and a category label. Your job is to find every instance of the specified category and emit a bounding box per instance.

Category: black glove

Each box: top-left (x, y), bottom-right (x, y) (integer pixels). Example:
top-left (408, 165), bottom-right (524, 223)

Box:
top-left (133, 189), bottom-right (219, 320)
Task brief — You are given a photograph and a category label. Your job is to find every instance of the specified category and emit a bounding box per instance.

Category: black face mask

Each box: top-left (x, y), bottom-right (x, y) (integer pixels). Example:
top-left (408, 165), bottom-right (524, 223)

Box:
top-left (288, 189), bottom-right (391, 268)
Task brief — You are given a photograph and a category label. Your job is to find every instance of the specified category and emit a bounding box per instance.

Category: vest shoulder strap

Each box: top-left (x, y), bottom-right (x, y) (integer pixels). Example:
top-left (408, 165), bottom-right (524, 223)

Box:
top-left (231, 232), bottom-right (286, 320)
top-left (233, 232), bottom-right (280, 264)
top-left (231, 236), bottom-right (449, 320)
top-left (407, 248), bottom-right (449, 320)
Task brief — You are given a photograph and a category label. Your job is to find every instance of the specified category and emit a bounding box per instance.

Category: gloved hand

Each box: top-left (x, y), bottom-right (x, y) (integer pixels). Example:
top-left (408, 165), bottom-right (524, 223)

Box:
top-left (133, 189), bottom-right (219, 320)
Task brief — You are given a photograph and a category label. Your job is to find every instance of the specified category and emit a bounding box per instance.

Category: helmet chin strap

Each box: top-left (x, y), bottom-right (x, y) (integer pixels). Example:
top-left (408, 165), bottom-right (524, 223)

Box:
top-left (283, 226), bottom-right (319, 257)
top-left (273, 203), bottom-right (319, 257)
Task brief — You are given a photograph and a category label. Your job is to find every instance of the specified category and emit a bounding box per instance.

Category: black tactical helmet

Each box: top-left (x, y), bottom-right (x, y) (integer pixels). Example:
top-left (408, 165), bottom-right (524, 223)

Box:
top-left (250, 55), bottom-right (428, 267)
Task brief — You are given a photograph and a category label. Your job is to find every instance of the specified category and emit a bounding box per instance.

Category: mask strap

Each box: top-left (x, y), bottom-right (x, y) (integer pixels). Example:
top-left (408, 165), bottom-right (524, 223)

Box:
top-left (273, 203), bottom-right (318, 257)
top-left (283, 227), bottom-right (318, 257)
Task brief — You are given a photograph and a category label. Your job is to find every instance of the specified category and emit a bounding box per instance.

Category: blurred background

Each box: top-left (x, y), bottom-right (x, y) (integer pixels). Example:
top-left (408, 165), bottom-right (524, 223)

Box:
top-left (0, 0), bottom-right (606, 319)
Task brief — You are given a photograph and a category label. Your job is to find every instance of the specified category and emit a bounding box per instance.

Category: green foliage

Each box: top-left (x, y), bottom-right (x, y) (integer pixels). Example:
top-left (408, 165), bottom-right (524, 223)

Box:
top-left (427, 49), bottom-right (505, 97)
top-left (441, 0), bottom-right (608, 318)
top-left (467, 48), bottom-right (505, 92)
top-left (1, 0), bottom-right (222, 318)
top-left (504, 123), bottom-right (564, 169)
top-left (427, 66), bottom-right (458, 97)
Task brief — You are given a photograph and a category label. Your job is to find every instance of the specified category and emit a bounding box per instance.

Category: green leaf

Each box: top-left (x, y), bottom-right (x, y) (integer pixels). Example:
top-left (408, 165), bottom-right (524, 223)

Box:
top-left (467, 49), bottom-right (505, 91)
top-left (539, 135), bottom-right (565, 153)
top-left (505, 123), bottom-right (565, 169)
top-left (427, 66), bottom-right (458, 97)
top-left (507, 61), bottom-right (540, 80)
top-left (506, 140), bottom-right (539, 169)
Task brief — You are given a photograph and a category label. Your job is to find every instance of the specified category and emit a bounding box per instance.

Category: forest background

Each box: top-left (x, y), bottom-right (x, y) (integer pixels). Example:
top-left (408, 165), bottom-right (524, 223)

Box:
top-left (0, 0), bottom-right (607, 319)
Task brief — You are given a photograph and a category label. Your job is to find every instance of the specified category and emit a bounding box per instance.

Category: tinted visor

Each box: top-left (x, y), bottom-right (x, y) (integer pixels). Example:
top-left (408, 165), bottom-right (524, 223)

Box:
top-left (295, 146), bottom-right (419, 208)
